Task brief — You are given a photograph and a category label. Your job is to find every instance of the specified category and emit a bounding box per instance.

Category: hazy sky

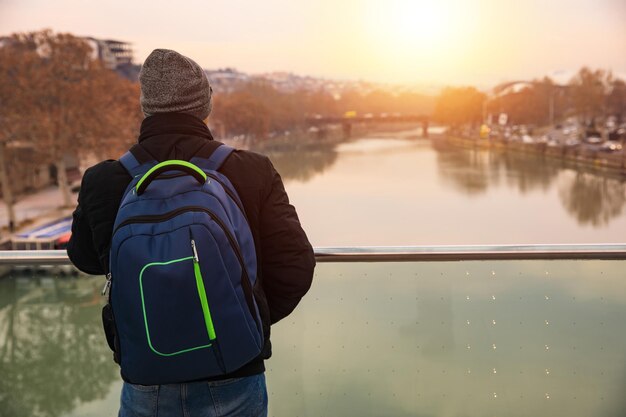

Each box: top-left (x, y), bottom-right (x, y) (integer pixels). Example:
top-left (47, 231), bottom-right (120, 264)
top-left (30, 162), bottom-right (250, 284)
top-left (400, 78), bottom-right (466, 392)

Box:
top-left (1, 0), bottom-right (625, 87)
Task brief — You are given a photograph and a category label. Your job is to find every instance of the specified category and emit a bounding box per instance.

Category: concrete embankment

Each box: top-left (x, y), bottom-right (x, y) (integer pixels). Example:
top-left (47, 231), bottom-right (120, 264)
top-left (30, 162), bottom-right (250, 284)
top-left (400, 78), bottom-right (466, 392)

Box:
top-left (446, 136), bottom-right (626, 176)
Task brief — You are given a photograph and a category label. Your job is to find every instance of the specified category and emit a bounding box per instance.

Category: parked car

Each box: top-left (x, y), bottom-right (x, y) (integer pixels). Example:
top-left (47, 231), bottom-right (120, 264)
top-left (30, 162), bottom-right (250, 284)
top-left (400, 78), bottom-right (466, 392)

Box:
top-left (599, 141), bottom-right (623, 152)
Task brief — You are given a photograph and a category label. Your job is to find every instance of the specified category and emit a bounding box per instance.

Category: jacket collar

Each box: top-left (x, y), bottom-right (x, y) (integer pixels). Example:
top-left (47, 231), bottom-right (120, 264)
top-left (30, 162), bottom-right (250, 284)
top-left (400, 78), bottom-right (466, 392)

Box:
top-left (138, 113), bottom-right (214, 143)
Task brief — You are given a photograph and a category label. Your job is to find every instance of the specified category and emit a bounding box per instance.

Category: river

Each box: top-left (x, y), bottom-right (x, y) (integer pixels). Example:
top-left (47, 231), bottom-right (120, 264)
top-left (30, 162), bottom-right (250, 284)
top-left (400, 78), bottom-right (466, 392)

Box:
top-left (254, 128), bottom-right (626, 246)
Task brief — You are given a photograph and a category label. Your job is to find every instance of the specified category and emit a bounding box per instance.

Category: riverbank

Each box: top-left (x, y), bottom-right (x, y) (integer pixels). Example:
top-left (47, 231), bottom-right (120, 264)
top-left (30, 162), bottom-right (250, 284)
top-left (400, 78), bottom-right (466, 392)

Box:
top-left (0, 186), bottom-right (76, 248)
top-left (445, 135), bottom-right (626, 177)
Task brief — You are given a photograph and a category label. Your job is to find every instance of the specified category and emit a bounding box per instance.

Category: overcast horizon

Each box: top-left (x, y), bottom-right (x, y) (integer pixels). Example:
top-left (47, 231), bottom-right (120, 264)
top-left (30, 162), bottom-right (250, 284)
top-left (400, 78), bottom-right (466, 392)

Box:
top-left (2, 0), bottom-right (625, 88)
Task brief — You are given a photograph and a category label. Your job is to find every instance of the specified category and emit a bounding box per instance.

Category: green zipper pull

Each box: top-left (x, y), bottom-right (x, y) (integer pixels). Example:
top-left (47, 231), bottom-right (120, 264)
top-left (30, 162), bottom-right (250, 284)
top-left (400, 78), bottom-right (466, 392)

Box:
top-left (191, 238), bottom-right (217, 341)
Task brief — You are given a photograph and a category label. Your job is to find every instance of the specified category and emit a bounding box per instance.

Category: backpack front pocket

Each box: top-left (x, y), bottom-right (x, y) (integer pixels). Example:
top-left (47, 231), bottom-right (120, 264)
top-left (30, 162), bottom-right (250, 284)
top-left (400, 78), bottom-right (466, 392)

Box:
top-left (139, 256), bottom-right (215, 356)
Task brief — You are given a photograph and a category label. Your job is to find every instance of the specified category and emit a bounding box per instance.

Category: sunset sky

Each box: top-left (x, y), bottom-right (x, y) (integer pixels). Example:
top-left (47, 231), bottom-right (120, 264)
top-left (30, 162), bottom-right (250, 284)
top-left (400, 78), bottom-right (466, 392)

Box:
top-left (2, 0), bottom-right (625, 87)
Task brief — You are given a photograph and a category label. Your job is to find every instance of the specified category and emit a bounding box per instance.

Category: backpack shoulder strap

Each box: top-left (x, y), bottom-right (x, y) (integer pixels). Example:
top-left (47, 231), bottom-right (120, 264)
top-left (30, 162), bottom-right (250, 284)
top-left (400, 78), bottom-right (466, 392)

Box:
top-left (191, 142), bottom-right (235, 171)
top-left (119, 151), bottom-right (141, 176)
top-left (119, 145), bottom-right (157, 178)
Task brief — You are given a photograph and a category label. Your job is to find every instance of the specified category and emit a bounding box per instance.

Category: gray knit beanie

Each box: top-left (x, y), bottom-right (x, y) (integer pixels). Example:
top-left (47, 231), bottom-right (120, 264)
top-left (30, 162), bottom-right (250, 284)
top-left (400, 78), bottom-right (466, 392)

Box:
top-left (139, 49), bottom-right (212, 120)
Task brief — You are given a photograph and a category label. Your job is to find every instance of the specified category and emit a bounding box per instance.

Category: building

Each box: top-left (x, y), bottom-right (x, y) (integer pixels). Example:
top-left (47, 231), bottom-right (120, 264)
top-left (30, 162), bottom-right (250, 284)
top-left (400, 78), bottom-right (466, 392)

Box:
top-left (85, 37), bottom-right (140, 81)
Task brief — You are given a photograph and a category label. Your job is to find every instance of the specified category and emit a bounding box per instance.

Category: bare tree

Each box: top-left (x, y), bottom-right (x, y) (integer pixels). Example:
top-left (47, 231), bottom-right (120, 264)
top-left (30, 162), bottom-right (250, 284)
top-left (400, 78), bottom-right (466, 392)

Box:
top-left (0, 40), bottom-right (40, 230)
top-left (0, 30), bottom-right (141, 217)
top-left (570, 67), bottom-right (609, 124)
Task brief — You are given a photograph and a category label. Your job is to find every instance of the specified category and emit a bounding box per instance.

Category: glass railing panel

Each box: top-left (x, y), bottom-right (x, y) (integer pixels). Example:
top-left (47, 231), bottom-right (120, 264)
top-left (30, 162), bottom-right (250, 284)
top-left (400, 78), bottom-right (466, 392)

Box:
top-left (0, 273), bottom-right (119, 417)
top-left (0, 259), bottom-right (624, 417)
top-left (268, 261), bottom-right (626, 417)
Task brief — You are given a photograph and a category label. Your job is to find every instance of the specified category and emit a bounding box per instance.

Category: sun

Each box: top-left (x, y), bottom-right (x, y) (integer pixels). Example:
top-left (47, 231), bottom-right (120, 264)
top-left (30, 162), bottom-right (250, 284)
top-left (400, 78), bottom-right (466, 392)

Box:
top-left (357, 0), bottom-right (480, 82)
top-left (388, 0), bottom-right (448, 47)
top-left (363, 0), bottom-right (465, 53)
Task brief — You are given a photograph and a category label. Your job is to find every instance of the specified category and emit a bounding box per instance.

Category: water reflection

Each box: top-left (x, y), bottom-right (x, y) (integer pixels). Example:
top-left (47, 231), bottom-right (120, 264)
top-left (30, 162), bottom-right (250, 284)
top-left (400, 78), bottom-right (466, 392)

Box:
top-left (0, 275), bottom-right (116, 417)
top-left (249, 139), bottom-right (339, 182)
top-left (559, 172), bottom-right (626, 226)
top-left (433, 143), bottom-right (493, 195)
top-left (434, 141), bottom-right (565, 196)
top-left (431, 139), bottom-right (626, 225)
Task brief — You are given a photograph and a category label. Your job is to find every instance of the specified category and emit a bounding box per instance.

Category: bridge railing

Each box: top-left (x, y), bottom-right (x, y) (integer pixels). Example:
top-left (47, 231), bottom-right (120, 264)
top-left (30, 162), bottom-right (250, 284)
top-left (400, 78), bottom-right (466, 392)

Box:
top-left (2, 243), bottom-right (624, 265)
top-left (0, 244), bottom-right (624, 417)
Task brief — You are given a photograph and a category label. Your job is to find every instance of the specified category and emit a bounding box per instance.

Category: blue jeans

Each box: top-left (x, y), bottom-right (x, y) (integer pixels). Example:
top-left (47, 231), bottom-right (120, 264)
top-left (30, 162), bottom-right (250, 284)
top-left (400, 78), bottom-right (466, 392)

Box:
top-left (118, 374), bottom-right (267, 417)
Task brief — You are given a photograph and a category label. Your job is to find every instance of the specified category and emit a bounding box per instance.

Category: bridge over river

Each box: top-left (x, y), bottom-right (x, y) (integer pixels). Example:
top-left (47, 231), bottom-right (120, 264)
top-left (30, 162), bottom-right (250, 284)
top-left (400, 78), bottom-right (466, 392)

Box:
top-left (306, 114), bottom-right (430, 138)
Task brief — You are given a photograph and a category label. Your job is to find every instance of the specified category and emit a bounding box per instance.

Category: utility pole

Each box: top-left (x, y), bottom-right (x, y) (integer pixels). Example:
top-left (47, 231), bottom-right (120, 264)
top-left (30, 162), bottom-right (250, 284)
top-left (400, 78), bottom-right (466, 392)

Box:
top-left (549, 91), bottom-right (555, 127)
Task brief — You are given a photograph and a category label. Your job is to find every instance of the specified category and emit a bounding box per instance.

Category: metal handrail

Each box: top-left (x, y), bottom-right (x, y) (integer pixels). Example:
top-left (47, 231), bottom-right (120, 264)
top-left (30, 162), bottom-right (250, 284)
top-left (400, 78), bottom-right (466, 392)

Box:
top-left (315, 244), bottom-right (626, 261)
top-left (0, 244), bottom-right (625, 266)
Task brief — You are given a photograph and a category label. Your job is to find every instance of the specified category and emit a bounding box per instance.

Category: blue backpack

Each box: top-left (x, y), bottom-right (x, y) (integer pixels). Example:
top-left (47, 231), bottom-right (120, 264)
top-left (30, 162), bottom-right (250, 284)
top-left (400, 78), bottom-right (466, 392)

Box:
top-left (106, 144), bottom-right (263, 385)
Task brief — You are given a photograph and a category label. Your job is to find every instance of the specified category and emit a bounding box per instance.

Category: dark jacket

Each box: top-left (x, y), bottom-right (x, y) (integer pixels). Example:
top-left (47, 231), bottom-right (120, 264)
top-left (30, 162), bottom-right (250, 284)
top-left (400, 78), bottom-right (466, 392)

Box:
top-left (67, 113), bottom-right (315, 379)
